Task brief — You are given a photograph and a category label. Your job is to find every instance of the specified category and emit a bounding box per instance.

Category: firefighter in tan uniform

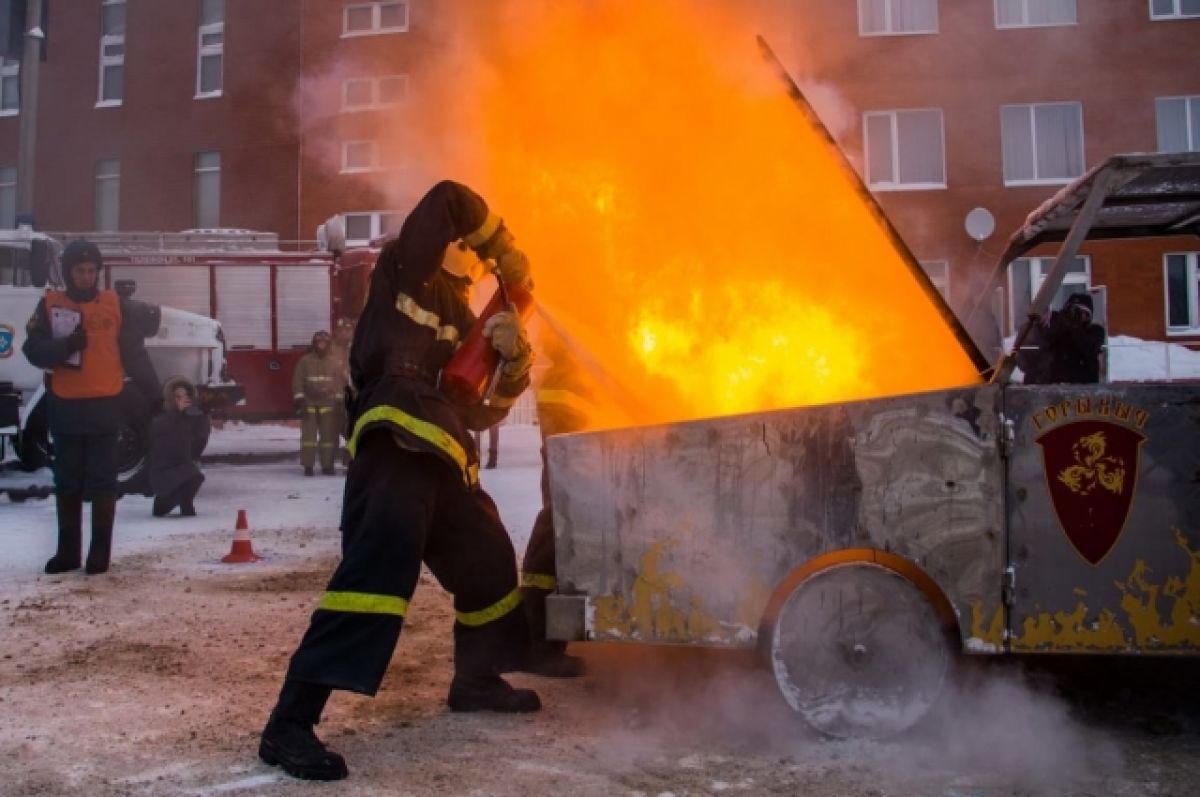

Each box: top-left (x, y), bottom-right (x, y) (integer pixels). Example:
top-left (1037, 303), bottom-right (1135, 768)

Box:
top-left (260, 181), bottom-right (539, 781)
top-left (291, 330), bottom-right (344, 476)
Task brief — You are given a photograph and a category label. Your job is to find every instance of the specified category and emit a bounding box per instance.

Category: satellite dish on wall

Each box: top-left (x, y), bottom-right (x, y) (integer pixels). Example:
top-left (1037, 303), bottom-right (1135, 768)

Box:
top-left (965, 207), bottom-right (995, 242)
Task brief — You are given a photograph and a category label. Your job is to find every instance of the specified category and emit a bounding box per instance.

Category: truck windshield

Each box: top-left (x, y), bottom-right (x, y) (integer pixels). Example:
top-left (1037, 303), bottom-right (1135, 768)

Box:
top-left (0, 245), bottom-right (32, 288)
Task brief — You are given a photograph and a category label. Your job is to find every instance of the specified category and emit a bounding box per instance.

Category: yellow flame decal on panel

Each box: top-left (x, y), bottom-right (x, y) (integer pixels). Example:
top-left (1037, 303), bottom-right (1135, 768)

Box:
top-left (591, 542), bottom-right (768, 644)
top-left (1012, 528), bottom-right (1200, 651)
top-left (969, 601), bottom-right (1006, 650)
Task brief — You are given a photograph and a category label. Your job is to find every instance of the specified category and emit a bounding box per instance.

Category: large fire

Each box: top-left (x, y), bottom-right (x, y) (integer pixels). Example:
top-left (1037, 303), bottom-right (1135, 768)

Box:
top-left (350, 0), bottom-right (982, 427)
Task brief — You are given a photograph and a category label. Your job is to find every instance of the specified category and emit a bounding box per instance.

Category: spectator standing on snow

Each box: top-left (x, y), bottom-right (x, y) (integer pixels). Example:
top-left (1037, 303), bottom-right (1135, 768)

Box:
top-left (1020, 292), bottom-right (1105, 385)
top-left (292, 330), bottom-right (343, 476)
top-left (22, 239), bottom-right (157, 575)
top-left (148, 377), bottom-right (211, 517)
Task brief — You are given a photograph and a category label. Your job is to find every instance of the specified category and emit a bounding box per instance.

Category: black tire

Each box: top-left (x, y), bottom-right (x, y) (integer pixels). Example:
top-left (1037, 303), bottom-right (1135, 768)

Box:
top-left (116, 420), bottom-right (151, 497)
top-left (17, 399), bottom-right (52, 472)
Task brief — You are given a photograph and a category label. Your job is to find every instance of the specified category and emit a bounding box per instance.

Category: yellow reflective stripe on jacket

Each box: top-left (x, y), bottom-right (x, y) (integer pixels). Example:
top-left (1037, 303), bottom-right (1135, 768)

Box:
top-left (455, 587), bottom-right (521, 627)
top-left (521, 573), bottom-right (556, 591)
top-left (347, 404), bottom-right (477, 486)
top-left (318, 590), bottom-right (409, 618)
top-left (463, 212), bottom-right (501, 249)
top-left (394, 292), bottom-right (460, 344)
top-left (537, 389), bottom-right (595, 418)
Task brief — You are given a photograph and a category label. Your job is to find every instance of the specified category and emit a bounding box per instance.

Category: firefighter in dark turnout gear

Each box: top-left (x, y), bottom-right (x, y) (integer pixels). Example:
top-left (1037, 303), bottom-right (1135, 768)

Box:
top-left (520, 327), bottom-right (626, 677)
top-left (22, 239), bottom-right (160, 575)
top-left (260, 181), bottom-right (537, 782)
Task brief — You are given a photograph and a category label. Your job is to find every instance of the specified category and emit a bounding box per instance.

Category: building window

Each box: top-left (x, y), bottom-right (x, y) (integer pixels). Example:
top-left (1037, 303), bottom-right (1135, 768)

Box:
top-left (0, 166), bottom-right (15, 228)
top-left (864, 108), bottom-right (946, 190)
top-left (342, 2), bottom-right (409, 37)
top-left (1151, 0), bottom-right (1200, 20)
top-left (194, 151), bottom-right (221, 229)
top-left (995, 0), bottom-right (1076, 27)
top-left (1156, 96), bottom-right (1200, 153)
top-left (98, 0), bottom-right (125, 106)
top-left (1165, 253), bottom-right (1200, 333)
top-left (1001, 102), bottom-right (1084, 186)
top-left (1007, 256), bottom-right (1090, 334)
top-left (95, 158), bottom-right (120, 231)
top-left (0, 58), bottom-right (18, 116)
top-left (920, 260), bottom-right (950, 300)
top-left (196, 0), bottom-right (224, 98)
top-left (343, 210), bottom-right (402, 245)
top-left (341, 74), bottom-right (408, 112)
top-left (859, 0), bottom-right (938, 36)
top-left (341, 140), bottom-right (378, 173)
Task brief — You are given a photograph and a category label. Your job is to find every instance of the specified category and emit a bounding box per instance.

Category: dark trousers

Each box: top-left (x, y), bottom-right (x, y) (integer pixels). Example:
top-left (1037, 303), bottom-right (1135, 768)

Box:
top-left (285, 431), bottom-right (528, 695)
top-left (152, 474), bottom-right (204, 516)
top-left (53, 432), bottom-right (118, 500)
top-left (520, 452), bottom-right (565, 654)
top-left (474, 424), bottom-right (500, 467)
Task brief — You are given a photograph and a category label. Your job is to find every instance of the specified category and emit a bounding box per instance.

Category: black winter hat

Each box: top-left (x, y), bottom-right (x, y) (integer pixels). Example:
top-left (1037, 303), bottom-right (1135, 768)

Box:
top-left (62, 239), bottom-right (104, 273)
top-left (1065, 292), bottom-right (1093, 312)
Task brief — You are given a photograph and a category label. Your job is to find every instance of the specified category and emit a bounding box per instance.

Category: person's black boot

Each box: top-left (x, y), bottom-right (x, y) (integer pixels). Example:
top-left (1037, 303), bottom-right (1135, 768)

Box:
top-left (180, 499), bottom-right (196, 517)
top-left (524, 647), bottom-right (587, 678)
top-left (85, 495), bottom-right (116, 574)
top-left (259, 681), bottom-right (347, 781)
top-left (45, 495), bottom-right (84, 574)
top-left (447, 674), bottom-right (541, 713)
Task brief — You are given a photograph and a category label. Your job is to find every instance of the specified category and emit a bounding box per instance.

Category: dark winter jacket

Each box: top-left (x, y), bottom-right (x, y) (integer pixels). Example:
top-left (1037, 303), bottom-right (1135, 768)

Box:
top-left (23, 293), bottom-right (162, 435)
top-left (149, 377), bottom-right (211, 497)
top-left (1022, 311), bottom-right (1105, 385)
top-left (346, 181), bottom-right (529, 486)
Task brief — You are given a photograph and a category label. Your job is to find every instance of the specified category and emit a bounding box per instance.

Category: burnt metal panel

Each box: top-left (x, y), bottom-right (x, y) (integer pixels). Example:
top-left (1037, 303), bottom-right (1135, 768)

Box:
top-left (1005, 384), bottom-right (1200, 652)
top-left (546, 386), bottom-right (1005, 650)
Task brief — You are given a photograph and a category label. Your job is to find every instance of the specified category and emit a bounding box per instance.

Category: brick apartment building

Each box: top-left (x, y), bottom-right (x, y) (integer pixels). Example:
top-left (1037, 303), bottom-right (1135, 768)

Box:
top-left (0, 1), bottom-right (1197, 359)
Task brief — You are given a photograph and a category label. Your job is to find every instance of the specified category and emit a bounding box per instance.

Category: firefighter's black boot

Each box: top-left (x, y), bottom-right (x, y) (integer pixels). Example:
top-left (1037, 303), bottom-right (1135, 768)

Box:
top-left (85, 495), bottom-right (117, 575)
top-left (259, 680), bottom-right (347, 781)
top-left (447, 674), bottom-right (541, 713)
top-left (525, 644), bottom-right (587, 678)
top-left (45, 495), bottom-right (84, 574)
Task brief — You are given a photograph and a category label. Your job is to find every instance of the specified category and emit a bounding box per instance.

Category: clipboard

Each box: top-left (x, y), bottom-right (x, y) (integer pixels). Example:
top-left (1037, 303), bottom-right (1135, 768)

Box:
top-left (50, 306), bottom-right (82, 368)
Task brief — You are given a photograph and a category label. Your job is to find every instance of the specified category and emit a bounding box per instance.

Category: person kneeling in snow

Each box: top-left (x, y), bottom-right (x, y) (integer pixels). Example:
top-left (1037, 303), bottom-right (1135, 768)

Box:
top-left (148, 377), bottom-right (211, 517)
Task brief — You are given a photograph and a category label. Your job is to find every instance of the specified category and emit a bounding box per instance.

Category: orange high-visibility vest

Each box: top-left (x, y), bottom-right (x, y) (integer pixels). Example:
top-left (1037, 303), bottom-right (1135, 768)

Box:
top-left (43, 290), bottom-right (124, 399)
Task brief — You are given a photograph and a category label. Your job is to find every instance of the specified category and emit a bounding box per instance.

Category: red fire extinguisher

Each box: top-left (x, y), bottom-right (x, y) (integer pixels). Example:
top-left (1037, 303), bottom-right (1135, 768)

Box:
top-left (441, 272), bottom-right (535, 405)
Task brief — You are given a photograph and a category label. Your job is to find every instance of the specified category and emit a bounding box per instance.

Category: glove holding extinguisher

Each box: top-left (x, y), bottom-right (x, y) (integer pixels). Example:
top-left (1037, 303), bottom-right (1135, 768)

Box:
top-left (475, 223), bottom-right (532, 290)
top-left (483, 311), bottom-right (534, 381)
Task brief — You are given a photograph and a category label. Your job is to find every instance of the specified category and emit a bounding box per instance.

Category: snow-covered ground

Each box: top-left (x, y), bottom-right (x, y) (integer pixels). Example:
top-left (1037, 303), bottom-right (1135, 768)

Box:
top-left (0, 422), bottom-right (545, 579)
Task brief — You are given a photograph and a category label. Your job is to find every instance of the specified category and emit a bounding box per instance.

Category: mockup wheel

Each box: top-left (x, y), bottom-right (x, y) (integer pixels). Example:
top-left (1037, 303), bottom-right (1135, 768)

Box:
top-left (769, 562), bottom-right (949, 738)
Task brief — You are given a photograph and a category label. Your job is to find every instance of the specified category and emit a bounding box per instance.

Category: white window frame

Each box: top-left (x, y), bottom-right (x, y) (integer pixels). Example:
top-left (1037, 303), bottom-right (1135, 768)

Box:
top-left (1007, 255), bottom-right (1092, 335)
top-left (97, 0), bottom-right (126, 108)
top-left (194, 150), bottom-right (221, 229)
top-left (1150, 0), bottom-right (1200, 20)
top-left (94, 158), bottom-right (120, 231)
top-left (0, 58), bottom-right (18, 116)
top-left (341, 73), bottom-right (408, 112)
top-left (1156, 95), bottom-right (1200, 153)
top-left (863, 108), bottom-right (947, 191)
top-left (858, 0), bottom-right (939, 36)
top-left (195, 0), bottom-right (225, 99)
top-left (342, 210), bottom-right (402, 245)
top-left (342, 2), bottom-right (409, 37)
top-left (995, 0), bottom-right (1077, 28)
top-left (341, 140), bottom-right (379, 173)
top-left (1001, 101), bottom-right (1085, 187)
top-left (1164, 252), bottom-right (1200, 334)
top-left (920, 260), bottom-right (950, 300)
top-left (0, 165), bottom-right (16, 229)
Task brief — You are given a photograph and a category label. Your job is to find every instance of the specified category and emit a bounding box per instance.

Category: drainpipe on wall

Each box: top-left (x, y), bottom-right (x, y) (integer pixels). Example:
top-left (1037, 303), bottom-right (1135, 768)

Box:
top-left (15, 0), bottom-right (43, 221)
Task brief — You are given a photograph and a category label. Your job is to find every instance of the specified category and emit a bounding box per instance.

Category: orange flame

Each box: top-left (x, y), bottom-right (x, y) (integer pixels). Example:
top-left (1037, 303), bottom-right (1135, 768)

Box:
top-left (354, 1), bottom-right (982, 427)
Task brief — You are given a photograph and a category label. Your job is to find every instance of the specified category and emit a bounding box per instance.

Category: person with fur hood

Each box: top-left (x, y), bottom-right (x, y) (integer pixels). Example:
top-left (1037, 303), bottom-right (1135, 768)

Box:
top-left (148, 376), bottom-right (211, 517)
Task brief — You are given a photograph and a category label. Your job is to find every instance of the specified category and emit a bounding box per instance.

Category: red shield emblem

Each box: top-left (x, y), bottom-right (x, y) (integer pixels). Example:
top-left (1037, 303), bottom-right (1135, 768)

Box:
top-left (1037, 420), bottom-right (1144, 565)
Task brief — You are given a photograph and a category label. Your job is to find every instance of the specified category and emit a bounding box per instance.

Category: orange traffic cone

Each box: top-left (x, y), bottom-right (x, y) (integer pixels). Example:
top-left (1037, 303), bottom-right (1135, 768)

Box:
top-left (222, 509), bottom-right (261, 564)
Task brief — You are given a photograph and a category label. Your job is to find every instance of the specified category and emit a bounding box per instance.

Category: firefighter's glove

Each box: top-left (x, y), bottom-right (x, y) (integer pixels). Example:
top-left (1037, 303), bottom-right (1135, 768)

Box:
top-left (483, 311), bottom-right (534, 379)
top-left (65, 324), bottom-right (88, 354)
top-left (475, 223), bottom-right (515, 263)
top-left (496, 248), bottom-right (532, 290)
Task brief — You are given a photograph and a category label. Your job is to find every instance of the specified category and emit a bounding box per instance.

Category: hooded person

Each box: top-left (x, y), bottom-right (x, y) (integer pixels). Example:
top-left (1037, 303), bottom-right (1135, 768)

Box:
top-left (148, 376), bottom-right (211, 517)
top-left (22, 238), bottom-right (160, 574)
top-left (1022, 292), bottom-right (1106, 385)
top-left (292, 329), bottom-right (344, 476)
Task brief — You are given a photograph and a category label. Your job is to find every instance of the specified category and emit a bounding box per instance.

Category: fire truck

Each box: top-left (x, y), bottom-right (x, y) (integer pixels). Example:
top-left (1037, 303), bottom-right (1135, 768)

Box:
top-left (0, 229), bottom-right (243, 495)
top-left (542, 153), bottom-right (1200, 739)
top-left (51, 228), bottom-right (380, 421)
